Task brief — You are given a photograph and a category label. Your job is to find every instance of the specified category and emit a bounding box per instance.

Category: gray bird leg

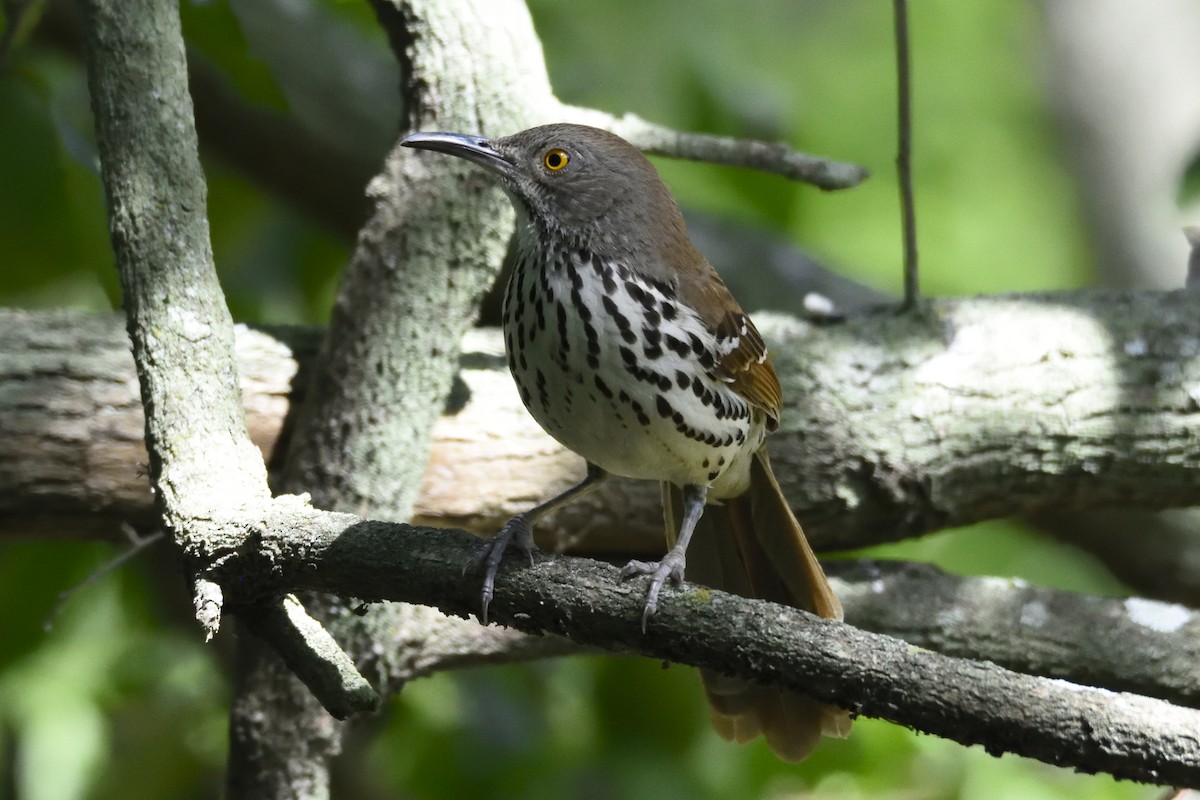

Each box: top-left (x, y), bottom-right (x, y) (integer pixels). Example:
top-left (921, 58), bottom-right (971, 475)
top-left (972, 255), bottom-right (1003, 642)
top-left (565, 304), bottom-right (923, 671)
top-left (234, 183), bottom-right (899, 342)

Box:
top-left (620, 483), bottom-right (708, 631)
top-left (470, 462), bottom-right (609, 625)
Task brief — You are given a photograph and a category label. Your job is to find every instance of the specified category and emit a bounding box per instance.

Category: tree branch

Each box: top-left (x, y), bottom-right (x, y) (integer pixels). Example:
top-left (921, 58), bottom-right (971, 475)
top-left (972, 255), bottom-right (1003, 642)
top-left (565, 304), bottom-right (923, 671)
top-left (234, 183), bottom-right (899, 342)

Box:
top-left (79, 0), bottom-right (271, 524)
top-left (567, 108), bottom-right (869, 191)
top-left (224, 0), bottom-right (566, 794)
top-left (6, 306), bottom-right (1199, 778)
top-left (830, 560), bottom-right (1200, 708)
top-left (76, 0), bottom-right (377, 738)
top-left (201, 501), bottom-right (1200, 787)
top-left (235, 595), bottom-right (380, 719)
top-left (7, 288), bottom-right (1200, 554)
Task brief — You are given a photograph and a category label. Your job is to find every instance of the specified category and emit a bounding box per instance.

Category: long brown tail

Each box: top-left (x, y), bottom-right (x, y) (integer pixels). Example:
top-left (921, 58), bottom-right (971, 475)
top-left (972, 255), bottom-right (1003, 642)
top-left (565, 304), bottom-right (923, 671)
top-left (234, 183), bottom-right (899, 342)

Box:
top-left (662, 446), bottom-right (851, 762)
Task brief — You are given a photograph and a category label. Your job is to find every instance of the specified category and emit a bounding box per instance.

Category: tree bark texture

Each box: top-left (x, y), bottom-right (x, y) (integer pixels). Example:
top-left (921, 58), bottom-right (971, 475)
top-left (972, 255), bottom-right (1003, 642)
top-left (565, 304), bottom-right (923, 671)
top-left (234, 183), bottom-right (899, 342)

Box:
top-left (78, 0), bottom-right (271, 539)
top-left (180, 500), bottom-right (1200, 788)
top-left (279, 0), bottom-right (558, 518)
top-left (6, 289), bottom-right (1200, 552)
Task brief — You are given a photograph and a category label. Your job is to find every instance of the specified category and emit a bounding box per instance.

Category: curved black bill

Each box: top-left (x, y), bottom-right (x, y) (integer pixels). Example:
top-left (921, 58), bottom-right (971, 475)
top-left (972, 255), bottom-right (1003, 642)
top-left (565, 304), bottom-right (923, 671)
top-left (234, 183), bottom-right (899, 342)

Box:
top-left (400, 131), bottom-right (513, 177)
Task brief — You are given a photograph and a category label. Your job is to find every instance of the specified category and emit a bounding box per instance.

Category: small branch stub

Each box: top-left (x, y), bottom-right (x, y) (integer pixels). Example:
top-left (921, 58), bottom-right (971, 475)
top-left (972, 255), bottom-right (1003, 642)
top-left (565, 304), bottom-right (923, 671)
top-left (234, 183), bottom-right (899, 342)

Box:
top-left (236, 594), bottom-right (380, 719)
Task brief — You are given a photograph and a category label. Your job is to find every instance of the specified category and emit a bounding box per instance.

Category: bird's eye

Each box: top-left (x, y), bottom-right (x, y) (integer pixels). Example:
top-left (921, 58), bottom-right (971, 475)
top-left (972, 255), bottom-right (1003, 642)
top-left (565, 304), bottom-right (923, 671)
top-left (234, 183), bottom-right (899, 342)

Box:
top-left (543, 148), bottom-right (569, 171)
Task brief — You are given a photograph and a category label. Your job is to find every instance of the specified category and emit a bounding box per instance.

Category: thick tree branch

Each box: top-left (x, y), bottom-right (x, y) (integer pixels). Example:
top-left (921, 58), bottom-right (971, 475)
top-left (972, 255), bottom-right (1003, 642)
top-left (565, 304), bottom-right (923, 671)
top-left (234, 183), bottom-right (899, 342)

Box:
top-left (7, 288), bottom-right (1200, 553)
top-left (76, 0), bottom-right (377, 733)
top-left (78, 0), bottom-right (271, 526)
top-left (6, 307), bottom-right (1199, 778)
top-left (198, 501), bottom-right (1200, 787)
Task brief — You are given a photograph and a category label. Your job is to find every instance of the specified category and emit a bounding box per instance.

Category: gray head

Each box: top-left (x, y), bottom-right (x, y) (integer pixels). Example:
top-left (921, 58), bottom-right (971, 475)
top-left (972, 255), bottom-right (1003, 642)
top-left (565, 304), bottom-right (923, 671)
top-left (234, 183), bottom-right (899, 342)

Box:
top-left (401, 123), bottom-right (693, 262)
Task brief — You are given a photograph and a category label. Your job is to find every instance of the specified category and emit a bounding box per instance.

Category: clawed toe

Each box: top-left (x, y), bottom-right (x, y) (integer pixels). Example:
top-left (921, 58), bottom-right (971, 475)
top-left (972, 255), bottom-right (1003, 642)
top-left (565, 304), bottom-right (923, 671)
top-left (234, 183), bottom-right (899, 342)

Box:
top-left (621, 553), bottom-right (687, 632)
top-left (467, 513), bottom-right (535, 625)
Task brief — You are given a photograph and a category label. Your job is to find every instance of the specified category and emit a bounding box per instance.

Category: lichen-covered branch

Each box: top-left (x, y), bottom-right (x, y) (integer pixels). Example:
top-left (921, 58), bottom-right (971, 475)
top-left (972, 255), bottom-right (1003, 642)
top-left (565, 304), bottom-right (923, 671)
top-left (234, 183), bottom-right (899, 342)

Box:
top-left (6, 305), bottom-right (1200, 779)
top-left (279, 0), bottom-right (553, 515)
top-left (78, 0), bottom-right (271, 530)
top-left (226, 1), bottom-right (566, 796)
top-left (8, 289), bottom-right (1200, 554)
top-left (201, 502), bottom-right (1200, 787)
top-left (830, 560), bottom-right (1200, 709)
top-left (76, 0), bottom-right (378, 758)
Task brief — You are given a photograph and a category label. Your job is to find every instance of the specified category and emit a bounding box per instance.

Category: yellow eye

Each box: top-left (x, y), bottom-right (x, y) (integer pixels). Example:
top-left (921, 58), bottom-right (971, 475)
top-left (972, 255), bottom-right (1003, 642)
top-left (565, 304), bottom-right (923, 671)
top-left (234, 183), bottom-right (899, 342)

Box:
top-left (543, 148), bottom-right (569, 171)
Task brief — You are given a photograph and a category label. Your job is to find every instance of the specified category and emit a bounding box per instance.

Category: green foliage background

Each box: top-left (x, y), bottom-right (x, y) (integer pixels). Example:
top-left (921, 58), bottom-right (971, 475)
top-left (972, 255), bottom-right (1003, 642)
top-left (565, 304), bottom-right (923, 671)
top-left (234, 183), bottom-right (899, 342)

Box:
top-left (0, 1), bottom-right (1163, 797)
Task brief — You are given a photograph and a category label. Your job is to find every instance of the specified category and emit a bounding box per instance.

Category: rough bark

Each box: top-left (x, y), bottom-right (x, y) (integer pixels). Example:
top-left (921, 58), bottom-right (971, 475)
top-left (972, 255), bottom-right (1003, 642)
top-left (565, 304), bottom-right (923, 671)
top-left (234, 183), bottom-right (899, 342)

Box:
top-left (7, 289), bottom-right (1200, 554)
top-left (78, 0), bottom-right (271, 532)
top-left (188, 500), bottom-right (1200, 788)
top-left (50, 0), bottom-right (1200, 791)
top-left (76, 3), bottom-right (384, 796)
top-left (828, 561), bottom-right (1200, 709)
top-left (1037, 0), bottom-right (1200, 605)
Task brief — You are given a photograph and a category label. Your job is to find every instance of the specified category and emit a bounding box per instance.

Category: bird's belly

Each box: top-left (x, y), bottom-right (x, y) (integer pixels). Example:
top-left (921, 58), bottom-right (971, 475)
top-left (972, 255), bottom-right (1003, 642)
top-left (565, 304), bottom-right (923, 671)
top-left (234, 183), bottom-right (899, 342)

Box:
top-left (503, 256), bottom-right (762, 495)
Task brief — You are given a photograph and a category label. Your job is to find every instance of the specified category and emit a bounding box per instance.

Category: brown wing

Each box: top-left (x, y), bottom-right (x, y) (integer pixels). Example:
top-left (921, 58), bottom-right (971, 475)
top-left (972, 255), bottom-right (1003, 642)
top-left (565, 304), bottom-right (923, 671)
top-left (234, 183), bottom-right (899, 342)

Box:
top-left (675, 256), bottom-right (783, 429)
top-left (712, 310), bottom-right (782, 428)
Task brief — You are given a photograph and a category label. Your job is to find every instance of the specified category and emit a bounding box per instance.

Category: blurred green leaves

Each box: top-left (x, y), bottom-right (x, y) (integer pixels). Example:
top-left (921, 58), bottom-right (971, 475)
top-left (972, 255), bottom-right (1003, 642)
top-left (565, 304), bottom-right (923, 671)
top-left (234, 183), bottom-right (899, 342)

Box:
top-left (0, 543), bottom-right (226, 800)
top-left (532, 0), bottom-right (1094, 297)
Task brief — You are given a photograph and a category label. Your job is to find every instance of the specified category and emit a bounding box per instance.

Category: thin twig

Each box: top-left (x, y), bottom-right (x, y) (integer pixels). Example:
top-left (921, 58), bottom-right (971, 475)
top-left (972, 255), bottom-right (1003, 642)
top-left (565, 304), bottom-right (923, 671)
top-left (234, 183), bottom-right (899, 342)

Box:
top-left (43, 527), bottom-right (165, 631)
top-left (568, 108), bottom-right (870, 191)
top-left (894, 0), bottom-right (920, 308)
top-left (0, 0), bottom-right (36, 70)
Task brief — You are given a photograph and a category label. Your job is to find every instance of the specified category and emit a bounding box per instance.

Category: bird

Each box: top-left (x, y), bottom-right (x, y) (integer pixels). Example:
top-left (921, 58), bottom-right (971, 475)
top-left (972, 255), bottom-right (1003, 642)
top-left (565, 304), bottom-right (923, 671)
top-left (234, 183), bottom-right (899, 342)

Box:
top-left (401, 123), bottom-right (850, 760)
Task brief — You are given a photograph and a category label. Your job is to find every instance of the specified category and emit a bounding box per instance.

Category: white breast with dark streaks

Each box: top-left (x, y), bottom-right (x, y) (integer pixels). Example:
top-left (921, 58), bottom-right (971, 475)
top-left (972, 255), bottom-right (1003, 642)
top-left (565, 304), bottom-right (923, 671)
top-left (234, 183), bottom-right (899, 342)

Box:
top-left (501, 242), bottom-right (766, 498)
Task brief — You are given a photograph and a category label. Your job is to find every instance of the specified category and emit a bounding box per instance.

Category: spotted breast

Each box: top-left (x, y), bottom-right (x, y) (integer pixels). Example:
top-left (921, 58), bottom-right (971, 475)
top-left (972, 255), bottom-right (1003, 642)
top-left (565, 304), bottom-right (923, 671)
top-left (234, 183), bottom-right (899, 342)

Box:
top-left (502, 229), bottom-right (766, 500)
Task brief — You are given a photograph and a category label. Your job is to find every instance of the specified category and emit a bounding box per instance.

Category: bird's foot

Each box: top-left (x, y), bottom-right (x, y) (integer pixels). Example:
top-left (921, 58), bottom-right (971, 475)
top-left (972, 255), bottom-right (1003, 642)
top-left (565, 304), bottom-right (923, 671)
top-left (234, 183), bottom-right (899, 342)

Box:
top-left (620, 549), bottom-right (687, 632)
top-left (467, 513), bottom-right (536, 625)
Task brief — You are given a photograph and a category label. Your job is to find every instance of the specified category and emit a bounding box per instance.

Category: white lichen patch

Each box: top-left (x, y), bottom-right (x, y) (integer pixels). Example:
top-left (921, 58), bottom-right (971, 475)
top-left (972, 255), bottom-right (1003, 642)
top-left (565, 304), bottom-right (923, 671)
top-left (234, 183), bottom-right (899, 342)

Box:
top-left (168, 305), bottom-right (213, 341)
top-left (1019, 600), bottom-right (1048, 628)
top-left (1123, 597), bottom-right (1191, 633)
top-left (1123, 337), bottom-right (1149, 357)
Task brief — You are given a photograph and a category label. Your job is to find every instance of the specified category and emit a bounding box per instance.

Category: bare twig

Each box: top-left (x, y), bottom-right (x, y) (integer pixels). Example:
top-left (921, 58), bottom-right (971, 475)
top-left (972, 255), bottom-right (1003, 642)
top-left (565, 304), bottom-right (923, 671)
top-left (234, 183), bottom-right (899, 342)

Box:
top-left (894, 0), bottom-right (920, 308)
top-left (43, 527), bottom-right (165, 631)
top-left (569, 108), bottom-right (869, 191)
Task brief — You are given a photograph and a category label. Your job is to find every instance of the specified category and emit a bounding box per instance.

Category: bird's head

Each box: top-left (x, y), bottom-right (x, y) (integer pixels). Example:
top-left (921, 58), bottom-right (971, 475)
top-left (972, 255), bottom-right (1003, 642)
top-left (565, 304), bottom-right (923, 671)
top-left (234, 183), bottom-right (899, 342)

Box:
top-left (401, 123), bottom-right (687, 256)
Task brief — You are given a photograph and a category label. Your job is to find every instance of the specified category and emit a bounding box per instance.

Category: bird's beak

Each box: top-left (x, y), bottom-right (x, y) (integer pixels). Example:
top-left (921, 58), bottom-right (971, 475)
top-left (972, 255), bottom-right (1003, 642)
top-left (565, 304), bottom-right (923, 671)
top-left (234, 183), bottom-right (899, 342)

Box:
top-left (400, 132), bottom-right (514, 178)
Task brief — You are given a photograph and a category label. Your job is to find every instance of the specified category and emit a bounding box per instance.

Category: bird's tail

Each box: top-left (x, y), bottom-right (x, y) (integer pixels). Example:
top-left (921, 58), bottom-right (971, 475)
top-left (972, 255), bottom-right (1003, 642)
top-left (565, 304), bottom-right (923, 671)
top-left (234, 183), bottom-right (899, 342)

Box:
top-left (662, 446), bottom-right (851, 762)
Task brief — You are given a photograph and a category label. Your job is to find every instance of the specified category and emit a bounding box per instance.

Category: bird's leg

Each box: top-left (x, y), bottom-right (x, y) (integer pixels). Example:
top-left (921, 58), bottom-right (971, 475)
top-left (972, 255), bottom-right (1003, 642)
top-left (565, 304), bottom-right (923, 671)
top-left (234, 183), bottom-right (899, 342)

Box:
top-left (620, 483), bottom-right (708, 630)
top-left (470, 462), bottom-right (609, 624)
